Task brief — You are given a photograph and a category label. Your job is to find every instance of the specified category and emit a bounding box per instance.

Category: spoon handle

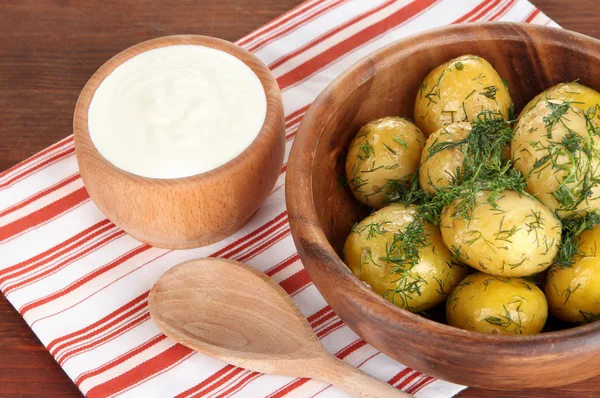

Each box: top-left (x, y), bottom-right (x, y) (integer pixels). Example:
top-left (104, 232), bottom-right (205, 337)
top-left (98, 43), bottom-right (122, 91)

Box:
top-left (313, 355), bottom-right (413, 398)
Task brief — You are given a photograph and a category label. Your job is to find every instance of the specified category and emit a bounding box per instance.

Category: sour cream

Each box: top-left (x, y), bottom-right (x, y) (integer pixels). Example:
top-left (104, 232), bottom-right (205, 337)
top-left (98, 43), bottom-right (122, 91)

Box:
top-left (88, 44), bottom-right (267, 179)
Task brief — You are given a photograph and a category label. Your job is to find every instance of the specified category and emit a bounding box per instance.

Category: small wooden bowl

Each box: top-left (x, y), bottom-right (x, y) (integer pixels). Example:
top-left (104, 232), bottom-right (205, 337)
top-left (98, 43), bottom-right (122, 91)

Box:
top-left (74, 35), bottom-right (284, 249)
top-left (287, 23), bottom-right (600, 389)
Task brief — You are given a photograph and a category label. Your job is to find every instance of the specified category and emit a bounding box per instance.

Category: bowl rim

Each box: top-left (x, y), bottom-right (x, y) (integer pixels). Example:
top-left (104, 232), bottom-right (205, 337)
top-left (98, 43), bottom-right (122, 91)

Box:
top-left (287, 21), bottom-right (600, 351)
top-left (73, 34), bottom-right (282, 183)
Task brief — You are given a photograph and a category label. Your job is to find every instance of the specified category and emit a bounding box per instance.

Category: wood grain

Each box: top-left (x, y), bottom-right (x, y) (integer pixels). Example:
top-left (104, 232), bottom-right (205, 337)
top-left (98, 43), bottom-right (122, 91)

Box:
top-left (74, 35), bottom-right (284, 249)
top-left (0, 0), bottom-right (599, 397)
top-left (287, 22), bottom-right (600, 390)
top-left (149, 258), bottom-right (408, 398)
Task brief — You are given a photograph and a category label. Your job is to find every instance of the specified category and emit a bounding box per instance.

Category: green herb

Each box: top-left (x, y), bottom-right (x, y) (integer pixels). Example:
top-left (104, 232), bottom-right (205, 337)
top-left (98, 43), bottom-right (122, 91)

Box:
top-left (484, 299), bottom-right (525, 334)
top-left (554, 210), bottom-right (600, 268)
top-left (465, 89), bottom-right (476, 100)
top-left (479, 85), bottom-right (498, 102)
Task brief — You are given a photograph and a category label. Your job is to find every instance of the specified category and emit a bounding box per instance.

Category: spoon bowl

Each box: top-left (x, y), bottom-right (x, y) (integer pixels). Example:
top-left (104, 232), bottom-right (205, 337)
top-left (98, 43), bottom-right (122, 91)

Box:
top-left (148, 258), bottom-right (411, 398)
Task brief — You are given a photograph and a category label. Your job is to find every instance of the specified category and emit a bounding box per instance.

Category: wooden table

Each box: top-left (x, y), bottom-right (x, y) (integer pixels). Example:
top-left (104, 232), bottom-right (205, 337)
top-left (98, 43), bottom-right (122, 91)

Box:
top-left (1, 1), bottom-right (599, 397)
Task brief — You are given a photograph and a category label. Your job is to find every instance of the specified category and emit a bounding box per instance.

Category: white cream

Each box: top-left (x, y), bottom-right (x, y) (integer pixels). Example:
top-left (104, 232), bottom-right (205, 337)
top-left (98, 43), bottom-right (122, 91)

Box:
top-left (88, 44), bottom-right (267, 179)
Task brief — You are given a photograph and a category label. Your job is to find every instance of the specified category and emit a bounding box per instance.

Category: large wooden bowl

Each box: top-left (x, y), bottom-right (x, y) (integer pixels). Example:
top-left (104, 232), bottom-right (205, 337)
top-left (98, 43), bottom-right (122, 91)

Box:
top-left (286, 23), bottom-right (600, 389)
top-left (74, 35), bottom-right (285, 249)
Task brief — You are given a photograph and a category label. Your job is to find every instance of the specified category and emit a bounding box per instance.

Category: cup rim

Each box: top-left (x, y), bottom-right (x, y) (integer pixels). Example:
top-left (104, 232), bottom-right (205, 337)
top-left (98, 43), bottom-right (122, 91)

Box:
top-left (73, 34), bottom-right (282, 183)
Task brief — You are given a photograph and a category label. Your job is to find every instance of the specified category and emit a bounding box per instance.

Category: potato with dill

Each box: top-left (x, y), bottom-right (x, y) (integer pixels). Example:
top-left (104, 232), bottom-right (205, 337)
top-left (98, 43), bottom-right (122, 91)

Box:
top-left (440, 190), bottom-right (561, 277)
top-left (446, 273), bottom-right (548, 335)
top-left (546, 222), bottom-right (600, 324)
top-left (345, 117), bottom-right (425, 208)
top-left (414, 55), bottom-right (512, 137)
top-left (512, 99), bottom-right (600, 216)
top-left (519, 82), bottom-right (600, 121)
top-left (419, 122), bottom-right (471, 193)
top-left (344, 204), bottom-right (466, 312)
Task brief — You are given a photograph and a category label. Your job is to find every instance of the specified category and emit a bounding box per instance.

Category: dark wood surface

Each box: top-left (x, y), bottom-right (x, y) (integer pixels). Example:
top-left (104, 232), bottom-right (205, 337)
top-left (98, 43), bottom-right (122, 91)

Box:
top-left (1, 0), bottom-right (599, 396)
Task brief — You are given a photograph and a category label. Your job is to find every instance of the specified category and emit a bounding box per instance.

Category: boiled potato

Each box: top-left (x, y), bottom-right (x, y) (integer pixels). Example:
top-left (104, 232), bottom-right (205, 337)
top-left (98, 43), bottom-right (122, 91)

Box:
top-left (519, 82), bottom-right (600, 120)
top-left (512, 99), bottom-right (600, 216)
top-left (446, 273), bottom-right (548, 335)
top-left (440, 190), bottom-right (561, 277)
top-left (344, 204), bottom-right (466, 312)
top-left (345, 117), bottom-right (425, 208)
top-left (546, 223), bottom-right (600, 323)
top-left (419, 122), bottom-right (471, 193)
top-left (414, 55), bottom-right (512, 137)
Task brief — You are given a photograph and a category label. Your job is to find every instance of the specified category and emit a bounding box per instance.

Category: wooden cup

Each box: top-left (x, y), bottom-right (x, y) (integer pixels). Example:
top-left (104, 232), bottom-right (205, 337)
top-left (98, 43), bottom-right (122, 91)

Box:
top-left (74, 35), bottom-right (284, 249)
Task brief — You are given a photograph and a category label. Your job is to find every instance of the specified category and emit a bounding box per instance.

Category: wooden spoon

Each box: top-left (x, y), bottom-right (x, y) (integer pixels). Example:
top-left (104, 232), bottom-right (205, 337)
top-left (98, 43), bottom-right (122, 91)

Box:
top-left (148, 258), bottom-right (411, 398)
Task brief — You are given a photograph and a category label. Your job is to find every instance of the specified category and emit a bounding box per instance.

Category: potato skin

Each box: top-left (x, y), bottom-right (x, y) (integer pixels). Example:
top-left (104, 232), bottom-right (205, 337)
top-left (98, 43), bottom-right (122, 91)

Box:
top-left (344, 204), bottom-right (466, 312)
top-left (345, 117), bottom-right (425, 208)
top-left (414, 55), bottom-right (512, 137)
top-left (546, 223), bottom-right (600, 324)
top-left (519, 82), bottom-right (600, 120)
top-left (512, 99), bottom-right (600, 216)
top-left (446, 273), bottom-right (548, 335)
top-left (440, 190), bottom-right (561, 277)
top-left (419, 122), bottom-right (471, 193)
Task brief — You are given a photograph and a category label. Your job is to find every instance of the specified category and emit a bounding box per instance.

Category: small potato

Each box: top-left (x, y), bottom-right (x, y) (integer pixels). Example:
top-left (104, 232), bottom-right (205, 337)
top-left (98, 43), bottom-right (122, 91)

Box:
top-left (446, 273), bottom-right (548, 335)
top-left (345, 117), bottom-right (425, 208)
top-left (519, 82), bottom-right (600, 120)
top-left (414, 55), bottom-right (512, 136)
top-left (419, 122), bottom-right (471, 193)
top-left (546, 223), bottom-right (600, 324)
top-left (440, 190), bottom-right (561, 277)
top-left (344, 204), bottom-right (466, 312)
top-left (512, 99), bottom-right (600, 216)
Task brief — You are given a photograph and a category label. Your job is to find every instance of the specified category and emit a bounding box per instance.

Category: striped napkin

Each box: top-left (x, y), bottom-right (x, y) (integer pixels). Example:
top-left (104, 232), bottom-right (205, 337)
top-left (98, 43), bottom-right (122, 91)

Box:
top-left (0, 1), bottom-right (559, 397)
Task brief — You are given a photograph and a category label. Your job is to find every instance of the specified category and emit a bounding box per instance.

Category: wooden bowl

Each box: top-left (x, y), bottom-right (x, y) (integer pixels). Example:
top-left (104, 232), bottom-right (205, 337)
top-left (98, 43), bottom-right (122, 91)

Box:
top-left (286, 23), bottom-right (600, 389)
top-left (74, 35), bottom-right (284, 249)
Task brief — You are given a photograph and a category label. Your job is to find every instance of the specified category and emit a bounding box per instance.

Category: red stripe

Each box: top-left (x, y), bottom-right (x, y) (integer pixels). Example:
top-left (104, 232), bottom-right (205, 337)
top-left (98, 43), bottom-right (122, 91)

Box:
top-left (311, 310), bottom-right (336, 330)
top-left (75, 334), bottom-right (167, 386)
top-left (214, 372), bottom-right (262, 398)
top-left (337, 339), bottom-right (367, 359)
top-left (48, 292), bottom-right (149, 353)
top-left (270, 0), bottom-right (396, 71)
top-left (265, 254), bottom-right (299, 276)
top-left (19, 244), bottom-right (151, 315)
top-left (246, 0), bottom-right (345, 53)
top-left (316, 319), bottom-right (344, 339)
top-left (174, 365), bottom-right (236, 398)
top-left (277, 0), bottom-right (438, 89)
top-left (190, 368), bottom-right (246, 398)
top-left (284, 105), bottom-right (310, 126)
top-left (4, 230), bottom-right (125, 294)
top-left (221, 217), bottom-right (288, 259)
top-left (307, 306), bottom-right (332, 323)
top-left (0, 173), bottom-right (80, 218)
top-left (488, 0), bottom-right (516, 21)
top-left (454, 0), bottom-right (495, 23)
top-left (413, 377), bottom-right (436, 394)
top-left (52, 300), bottom-right (147, 357)
top-left (236, 227), bottom-right (290, 262)
top-left (86, 344), bottom-right (194, 398)
top-left (397, 371), bottom-right (422, 390)
top-left (0, 136), bottom-right (73, 181)
top-left (210, 212), bottom-right (287, 257)
top-left (0, 219), bottom-right (111, 281)
top-left (407, 376), bottom-right (434, 394)
top-left (279, 269), bottom-right (311, 295)
top-left (525, 8), bottom-right (540, 22)
top-left (236, 0), bottom-right (324, 46)
top-left (268, 378), bottom-right (310, 398)
top-left (388, 367), bottom-right (413, 386)
top-left (0, 146), bottom-right (75, 190)
top-left (0, 186), bottom-right (88, 243)
top-left (59, 312), bottom-right (151, 365)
